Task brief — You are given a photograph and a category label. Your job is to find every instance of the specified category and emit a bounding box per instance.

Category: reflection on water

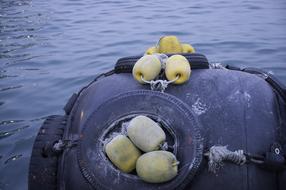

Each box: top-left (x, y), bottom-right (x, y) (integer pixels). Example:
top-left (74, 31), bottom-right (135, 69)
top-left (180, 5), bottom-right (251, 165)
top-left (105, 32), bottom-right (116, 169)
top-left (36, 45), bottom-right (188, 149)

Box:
top-left (0, 0), bottom-right (286, 189)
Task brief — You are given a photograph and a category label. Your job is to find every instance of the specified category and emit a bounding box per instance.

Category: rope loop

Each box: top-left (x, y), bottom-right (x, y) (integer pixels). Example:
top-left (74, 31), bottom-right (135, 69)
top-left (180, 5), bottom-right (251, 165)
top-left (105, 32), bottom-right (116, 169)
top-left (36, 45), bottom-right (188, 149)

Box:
top-left (141, 75), bottom-right (179, 92)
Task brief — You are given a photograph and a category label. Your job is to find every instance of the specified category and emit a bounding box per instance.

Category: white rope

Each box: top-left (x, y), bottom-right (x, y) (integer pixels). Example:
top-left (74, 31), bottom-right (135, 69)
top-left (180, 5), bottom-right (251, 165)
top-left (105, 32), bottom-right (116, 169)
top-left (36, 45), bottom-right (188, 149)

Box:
top-left (141, 75), bottom-right (179, 92)
top-left (53, 140), bottom-right (65, 151)
top-left (160, 142), bottom-right (169, 151)
top-left (205, 145), bottom-right (246, 173)
top-left (209, 62), bottom-right (227, 70)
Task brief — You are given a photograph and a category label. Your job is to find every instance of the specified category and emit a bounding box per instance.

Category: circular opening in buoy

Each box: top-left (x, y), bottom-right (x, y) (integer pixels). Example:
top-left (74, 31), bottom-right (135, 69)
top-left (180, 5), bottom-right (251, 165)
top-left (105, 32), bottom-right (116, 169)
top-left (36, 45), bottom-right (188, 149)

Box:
top-left (99, 113), bottom-right (178, 177)
top-left (78, 90), bottom-right (203, 188)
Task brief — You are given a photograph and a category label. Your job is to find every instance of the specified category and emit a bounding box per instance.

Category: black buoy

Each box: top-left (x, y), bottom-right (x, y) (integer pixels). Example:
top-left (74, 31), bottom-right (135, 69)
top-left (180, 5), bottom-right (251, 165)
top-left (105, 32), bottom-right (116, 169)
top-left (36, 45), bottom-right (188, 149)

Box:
top-left (28, 53), bottom-right (286, 190)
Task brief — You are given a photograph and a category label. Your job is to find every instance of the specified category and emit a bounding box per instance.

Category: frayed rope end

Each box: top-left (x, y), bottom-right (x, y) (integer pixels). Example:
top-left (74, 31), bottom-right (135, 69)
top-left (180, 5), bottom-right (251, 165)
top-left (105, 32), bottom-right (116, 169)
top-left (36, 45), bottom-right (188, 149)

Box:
top-left (205, 145), bottom-right (246, 174)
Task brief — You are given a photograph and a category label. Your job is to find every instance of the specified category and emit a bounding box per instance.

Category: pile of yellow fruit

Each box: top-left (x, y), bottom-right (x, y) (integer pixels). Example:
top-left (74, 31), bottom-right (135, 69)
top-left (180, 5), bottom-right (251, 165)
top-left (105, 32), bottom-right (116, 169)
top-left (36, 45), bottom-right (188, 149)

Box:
top-left (104, 115), bottom-right (179, 183)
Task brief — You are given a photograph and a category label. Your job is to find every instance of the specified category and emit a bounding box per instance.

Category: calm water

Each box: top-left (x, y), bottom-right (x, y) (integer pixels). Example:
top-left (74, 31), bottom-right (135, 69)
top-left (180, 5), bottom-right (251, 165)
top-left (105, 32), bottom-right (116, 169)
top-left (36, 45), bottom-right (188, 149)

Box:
top-left (0, 0), bottom-right (285, 189)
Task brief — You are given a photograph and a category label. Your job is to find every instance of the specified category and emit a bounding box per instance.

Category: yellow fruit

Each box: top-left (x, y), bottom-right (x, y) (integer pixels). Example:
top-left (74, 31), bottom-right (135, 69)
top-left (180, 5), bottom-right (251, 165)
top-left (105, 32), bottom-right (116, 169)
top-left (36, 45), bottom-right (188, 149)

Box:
top-left (132, 55), bottom-right (162, 84)
top-left (165, 55), bottom-right (191, 84)
top-left (158, 36), bottom-right (182, 53)
top-left (145, 46), bottom-right (157, 55)
top-left (181, 43), bottom-right (195, 53)
top-left (136, 151), bottom-right (178, 183)
top-left (105, 135), bottom-right (141, 173)
top-left (127, 115), bottom-right (166, 152)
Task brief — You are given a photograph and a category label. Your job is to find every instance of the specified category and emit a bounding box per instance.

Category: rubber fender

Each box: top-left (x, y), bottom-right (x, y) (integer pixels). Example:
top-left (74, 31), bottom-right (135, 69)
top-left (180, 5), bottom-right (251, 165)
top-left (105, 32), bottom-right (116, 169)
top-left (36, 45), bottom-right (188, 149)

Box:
top-left (29, 115), bottom-right (67, 190)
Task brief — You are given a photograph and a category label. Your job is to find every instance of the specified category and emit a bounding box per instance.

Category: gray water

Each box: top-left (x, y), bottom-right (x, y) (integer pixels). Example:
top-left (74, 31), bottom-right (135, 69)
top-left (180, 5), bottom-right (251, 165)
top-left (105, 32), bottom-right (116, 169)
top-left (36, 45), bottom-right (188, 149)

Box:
top-left (0, 0), bottom-right (285, 189)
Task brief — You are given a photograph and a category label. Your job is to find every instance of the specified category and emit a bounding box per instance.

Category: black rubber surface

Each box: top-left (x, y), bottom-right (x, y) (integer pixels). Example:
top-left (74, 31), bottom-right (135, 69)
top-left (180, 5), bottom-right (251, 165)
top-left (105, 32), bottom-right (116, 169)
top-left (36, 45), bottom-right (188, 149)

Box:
top-left (78, 90), bottom-right (204, 190)
top-left (29, 115), bottom-right (66, 190)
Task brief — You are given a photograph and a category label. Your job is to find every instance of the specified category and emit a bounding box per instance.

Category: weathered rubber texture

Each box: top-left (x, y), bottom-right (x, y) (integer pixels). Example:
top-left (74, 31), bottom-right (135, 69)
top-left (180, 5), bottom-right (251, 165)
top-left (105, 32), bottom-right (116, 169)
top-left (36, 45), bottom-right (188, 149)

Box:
top-left (29, 115), bottom-right (66, 190)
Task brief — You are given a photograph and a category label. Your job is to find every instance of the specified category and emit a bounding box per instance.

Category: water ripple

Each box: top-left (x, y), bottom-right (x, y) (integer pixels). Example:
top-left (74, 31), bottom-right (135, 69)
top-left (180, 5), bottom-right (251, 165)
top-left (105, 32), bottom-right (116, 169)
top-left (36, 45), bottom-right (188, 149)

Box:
top-left (0, 120), bottom-right (24, 125)
top-left (0, 85), bottom-right (23, 92)
top-left (0, 125), bottom-right (29, 139)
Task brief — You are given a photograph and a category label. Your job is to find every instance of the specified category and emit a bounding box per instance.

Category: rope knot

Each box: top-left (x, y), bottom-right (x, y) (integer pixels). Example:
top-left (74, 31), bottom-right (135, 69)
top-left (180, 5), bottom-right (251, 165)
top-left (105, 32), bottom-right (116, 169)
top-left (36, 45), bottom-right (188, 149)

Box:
top-left (209, 62), bottom-right (226, 69)
top-left (150, 80), bottom-right (169, 92)
top-left (141, 75), bottom-right (179, 92)
top-left (205, 145), bottom-right (246, 173)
